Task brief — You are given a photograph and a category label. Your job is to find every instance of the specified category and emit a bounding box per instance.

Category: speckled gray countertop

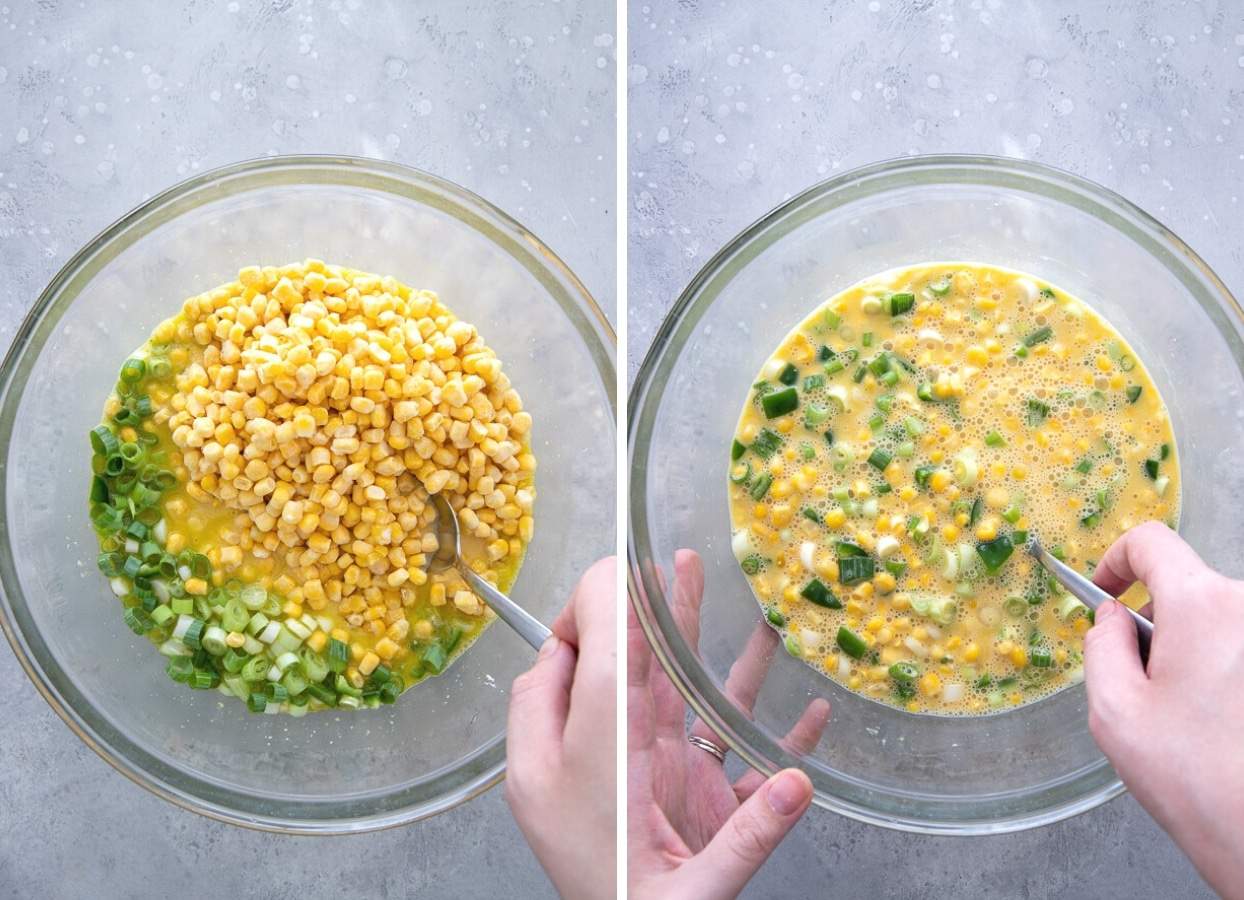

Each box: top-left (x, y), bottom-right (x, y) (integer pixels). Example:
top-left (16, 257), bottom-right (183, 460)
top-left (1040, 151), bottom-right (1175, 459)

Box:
top-left (629, 1), bottom-right (1231, 897)
top-left (0, 2), bottom-right (613, 898)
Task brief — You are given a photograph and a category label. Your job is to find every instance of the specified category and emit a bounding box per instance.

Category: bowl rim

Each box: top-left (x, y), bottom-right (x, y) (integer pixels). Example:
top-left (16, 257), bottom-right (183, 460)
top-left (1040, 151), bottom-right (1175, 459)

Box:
top-left (627, 152), bottom-right (1242, 834)
top-left (0, 153), bottom-right (616, 834)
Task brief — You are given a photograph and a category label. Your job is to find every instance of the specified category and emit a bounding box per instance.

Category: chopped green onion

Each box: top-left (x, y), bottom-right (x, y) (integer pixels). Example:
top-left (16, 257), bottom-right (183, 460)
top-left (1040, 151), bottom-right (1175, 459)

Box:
top-left (888, 661), bottom-right (919, 683)
top-left (975, 535), bottom-right (1014, 574)
top-left (748, 473), bottom-right (772, 501)
top-left (803, 374), bottom-right (826, 392)
top-left (914, 466), bottom-right (935, 489)
top-left (1031, 651), bottom-right (1053, 668)
top-left (1023, 326), bottom-right (1053, 347)
top-left (189, 669), bottom-right (217, 690)
top-left (929, 278), bottom-right (951, 296)
top-left (1026, 398), bottom-right (1050, 426)
top-left (862, 331), bottom-right (874, 347)
top-left (1126, 385), bottom-right (1142, 404)
top-left (887, 292), bottom-right (915, 316)
top-left (837, 556), bottom-right (875, 585)
top-left (800, 578), bottom-right (841, 609)
top-left (740, 555), bottom-right (764, 576)
top-left (766, 608), bottom-right (786, 627)
top-left (836, 626), bottom-right (868, 659)
top-left (729, 461), bottom-right (753, 485)
top-left (751, 428), bottom-right (783, 459)
top-left (1075, 458), bottom-right (1092, 474)
top-left (119, 357), bottom-right (147, 384)
top-left (89, 424), bottom-right (120, 457)
top-left (985, 431), bottom-right (1005, 447)
top-left (731, 439), bottom-right (746, 461)
top-left (804, 404), bottom-right (830, 428)
top-left (917, 382), bottom-right (934, 402)
top-left (867, 449), bottom-right (892, 471)
top-left (1144, 458), bottom-right (1160, 480)
top-left (777, 363), bottom-right (799, 386)
top-left (802, 506), bottom-right (823, 525)
top-left (968, 497), bottom-right (983, 526)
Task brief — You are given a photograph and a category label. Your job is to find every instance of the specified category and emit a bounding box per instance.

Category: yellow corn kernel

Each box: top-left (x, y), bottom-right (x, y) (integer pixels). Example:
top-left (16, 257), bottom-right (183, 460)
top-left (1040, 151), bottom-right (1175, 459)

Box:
top-left (375, 637), bottom-right (400, 660)
top-left (306, 630), bottom-right (328, 652)
top-left (1095, 354), bottom-right (1112, 372)
top-left (776, 418), bottom-right (794, 434)
top-left (225, 631), bottom-right (246, 648)
top-left (1010, 646), bottom-right (1028, 668)
top-left (770, 504), bottom-right (793, 527)
top-left (866, 616), bottom-right (886, 633)
top-left (962, 642), bottom-right (980, 662)
top-left (975, 519), bottom-right (998, 541)
top-left (823, 653), bottom-right (839, 670)
top-left (825, 508), bottom-right (847, 528)
top-left (873, 571), bottom-right (896, 594)
top-left (920, 672), bottom-right (942, 696)
top-left (941, 525), bottom-right (959, 542)
top-left (183, 577), bottom-right (208, 596)
top-left (1011, 465), bottom-right (1027, 480)
top-left (929, 470), bottom-right (950, 493)
top-left (965, 345), bottom-right (988, 366)
top-left (898, 486), bottom-right (917, 501)
top-left (770, 480), bottom-right (793, 499)
top-left (359, 651), bottom-right (380, 676)
top-left (166, 532), bottom-right (187, 554)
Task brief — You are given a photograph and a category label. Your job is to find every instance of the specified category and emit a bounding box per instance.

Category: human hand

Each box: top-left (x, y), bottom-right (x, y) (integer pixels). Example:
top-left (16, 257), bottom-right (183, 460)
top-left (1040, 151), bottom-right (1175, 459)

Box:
top-left (628, 549), bottom-right (830, 900)
top-left (1084, 522), bottom-right (1244, 900)
top-left (506, 556), bottom-right (617, 900)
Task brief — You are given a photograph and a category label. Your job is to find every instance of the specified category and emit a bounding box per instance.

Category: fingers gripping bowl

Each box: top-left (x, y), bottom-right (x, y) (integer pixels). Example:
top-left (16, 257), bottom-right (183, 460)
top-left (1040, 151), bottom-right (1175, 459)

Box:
top-left (0, 156), bottom-right (615, 832)
top-left (628, 155), bottom-right (1244, 833)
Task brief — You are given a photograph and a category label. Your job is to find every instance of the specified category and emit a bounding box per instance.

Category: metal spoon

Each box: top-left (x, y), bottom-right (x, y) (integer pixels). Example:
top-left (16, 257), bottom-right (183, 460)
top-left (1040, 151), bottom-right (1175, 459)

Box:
top-left (1026, 538), bottom-right (1153, 665)
top-left (429, 493), bottom-right (551, 650)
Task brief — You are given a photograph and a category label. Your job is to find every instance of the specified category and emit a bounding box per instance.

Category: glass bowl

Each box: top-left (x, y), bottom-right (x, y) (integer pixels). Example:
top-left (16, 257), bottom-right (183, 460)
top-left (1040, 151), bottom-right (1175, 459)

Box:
top-left (0, 155), bottom-right (615, 833)
top-left (628, 154), bottom-right (1244, 834)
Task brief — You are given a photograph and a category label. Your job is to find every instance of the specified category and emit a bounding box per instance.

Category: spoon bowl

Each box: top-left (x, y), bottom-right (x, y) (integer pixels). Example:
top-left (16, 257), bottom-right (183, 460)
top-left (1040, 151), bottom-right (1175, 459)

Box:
top-left (430, 494), bottom-right (552, 651)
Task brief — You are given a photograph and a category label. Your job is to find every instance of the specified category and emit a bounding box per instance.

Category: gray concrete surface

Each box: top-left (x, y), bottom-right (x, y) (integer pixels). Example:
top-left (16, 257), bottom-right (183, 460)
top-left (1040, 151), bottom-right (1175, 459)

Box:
top-left (629, 1), bottom-right (1233, 897)
top-left (0, 2), bottom-right (614, 898)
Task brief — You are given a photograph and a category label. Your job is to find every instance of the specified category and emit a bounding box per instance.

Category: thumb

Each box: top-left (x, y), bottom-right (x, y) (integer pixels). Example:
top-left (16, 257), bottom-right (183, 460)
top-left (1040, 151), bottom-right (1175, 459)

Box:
top-left (1083, 601), bottom-right (1147, 744)
top-left (682, 769), bottom-right (812, 899)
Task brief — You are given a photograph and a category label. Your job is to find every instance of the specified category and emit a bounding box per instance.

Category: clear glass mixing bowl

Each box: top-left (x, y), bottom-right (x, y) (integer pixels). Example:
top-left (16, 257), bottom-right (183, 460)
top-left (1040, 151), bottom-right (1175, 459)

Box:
top-left (628, 154), bottom-right (1244, 834)
top-left (0, 156), bottom-right (616, 833)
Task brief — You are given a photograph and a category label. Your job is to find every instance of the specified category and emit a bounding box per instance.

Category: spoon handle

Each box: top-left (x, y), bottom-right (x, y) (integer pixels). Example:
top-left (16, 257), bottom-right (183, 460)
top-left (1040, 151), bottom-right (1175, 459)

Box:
top-left (457, 563), bottom-right (552, 651)
top-left (1028, 539), bottom-right (1153, 665)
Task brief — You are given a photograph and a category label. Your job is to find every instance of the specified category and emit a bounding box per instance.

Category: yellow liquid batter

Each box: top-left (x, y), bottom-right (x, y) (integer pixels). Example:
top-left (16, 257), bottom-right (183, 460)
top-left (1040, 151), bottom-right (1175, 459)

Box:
top-left (727, 263), bottom-right (1179, 714)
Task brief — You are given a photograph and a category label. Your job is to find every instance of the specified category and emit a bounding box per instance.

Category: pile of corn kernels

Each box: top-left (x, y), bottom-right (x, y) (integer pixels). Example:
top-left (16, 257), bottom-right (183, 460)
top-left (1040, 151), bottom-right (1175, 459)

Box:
top-left (153, 261), bottom-right (535, 645)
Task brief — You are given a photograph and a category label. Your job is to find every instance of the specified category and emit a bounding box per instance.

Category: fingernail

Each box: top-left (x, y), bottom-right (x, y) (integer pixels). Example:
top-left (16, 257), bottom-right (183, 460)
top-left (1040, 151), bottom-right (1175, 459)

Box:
top-left (767, 770), bottom-right (810, 816)
top-left (537, 636), bottom-right (560, 660)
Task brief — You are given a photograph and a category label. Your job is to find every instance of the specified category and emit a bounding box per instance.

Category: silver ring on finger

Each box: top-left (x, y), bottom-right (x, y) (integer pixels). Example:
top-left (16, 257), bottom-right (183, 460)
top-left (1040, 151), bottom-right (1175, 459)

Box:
top-left (688, 734), bottom-right (727, 763)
